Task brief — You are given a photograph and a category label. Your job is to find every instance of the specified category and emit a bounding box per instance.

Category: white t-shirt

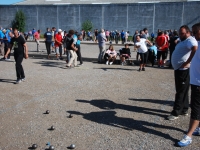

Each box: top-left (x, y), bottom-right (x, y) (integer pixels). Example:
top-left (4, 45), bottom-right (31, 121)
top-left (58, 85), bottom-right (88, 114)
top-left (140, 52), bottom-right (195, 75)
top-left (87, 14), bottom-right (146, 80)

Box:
top-left (135, 38), bottom-right (148, 53)
top-left (171, 36), bottom-right (198, 70)
top-left (190, 41), bottom-right (200, 86)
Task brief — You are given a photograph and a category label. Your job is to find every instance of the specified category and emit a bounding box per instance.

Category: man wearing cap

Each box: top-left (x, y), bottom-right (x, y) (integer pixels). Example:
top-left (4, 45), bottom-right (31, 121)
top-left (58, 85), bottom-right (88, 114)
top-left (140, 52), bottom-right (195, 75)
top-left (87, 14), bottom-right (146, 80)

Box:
top-left (55, 29), bottom-right (63, 60)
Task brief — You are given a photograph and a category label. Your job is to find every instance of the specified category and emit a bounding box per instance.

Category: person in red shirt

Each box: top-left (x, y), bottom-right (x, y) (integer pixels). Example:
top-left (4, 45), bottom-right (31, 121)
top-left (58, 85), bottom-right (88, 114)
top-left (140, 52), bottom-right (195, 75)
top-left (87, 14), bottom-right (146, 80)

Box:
top-left (164, 31), bottom-right (170, 62)
top-left (156, 31), bottom-right (168, 68)
top-left (55, 29), bottom-right (63, 60)
top-left (34, 30), bottom-right (40, 52)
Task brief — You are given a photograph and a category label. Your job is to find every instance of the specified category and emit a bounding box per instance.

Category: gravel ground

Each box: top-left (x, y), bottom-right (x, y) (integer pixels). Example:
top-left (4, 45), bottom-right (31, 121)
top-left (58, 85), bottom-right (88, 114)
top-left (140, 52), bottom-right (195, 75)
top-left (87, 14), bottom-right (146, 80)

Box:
top-left (0, 42), bottom-right (199, 150)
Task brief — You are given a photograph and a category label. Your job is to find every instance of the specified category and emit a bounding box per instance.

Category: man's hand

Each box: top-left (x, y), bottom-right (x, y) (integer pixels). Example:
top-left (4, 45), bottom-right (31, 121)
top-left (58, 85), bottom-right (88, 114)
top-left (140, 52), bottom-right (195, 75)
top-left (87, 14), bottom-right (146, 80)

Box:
top-left (24, 53), bottom-right (29, 59)
top-left (181, 62), bottom-right (190, 68)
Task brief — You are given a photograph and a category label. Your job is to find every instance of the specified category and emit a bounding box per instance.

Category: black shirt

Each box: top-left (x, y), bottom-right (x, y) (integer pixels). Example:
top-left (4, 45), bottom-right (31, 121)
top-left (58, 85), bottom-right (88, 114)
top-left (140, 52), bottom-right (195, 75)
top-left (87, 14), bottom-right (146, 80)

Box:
top-left (44, 31), bottom-right (52, 42)
top-left (169, 36), bottom-right (179, 51)
top-left (121, 48), bottom-right (131, 56)
top-left (64, 35), bottom-right (74, 50)
top-left (10, 35), bottom-right (25, 55)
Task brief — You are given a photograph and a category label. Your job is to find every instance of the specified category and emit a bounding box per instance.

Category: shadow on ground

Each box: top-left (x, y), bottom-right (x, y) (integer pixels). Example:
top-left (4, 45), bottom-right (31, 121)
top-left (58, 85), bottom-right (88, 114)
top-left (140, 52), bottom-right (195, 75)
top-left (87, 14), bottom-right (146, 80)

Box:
top-left (93, 67), bottom-right (137, 71)
top-left (0, 79), bottom-right (16, 84)
top-left (67, 99), bottom-right (183, 142)
top-left (33, 61), bottom-right (66, 68)
top-left (128, 98), bottom-right (174, 106)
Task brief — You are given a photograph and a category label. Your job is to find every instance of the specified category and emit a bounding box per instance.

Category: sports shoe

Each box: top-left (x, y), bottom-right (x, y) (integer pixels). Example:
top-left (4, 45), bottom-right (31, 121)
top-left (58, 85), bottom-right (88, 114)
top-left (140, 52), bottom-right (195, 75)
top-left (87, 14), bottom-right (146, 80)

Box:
top-left (106, 61), bottom-right (109, 65)
top-left (66, 65), bottom-right (72, 69)
top-left (177, 135), bottom-right (192, 147)
top-left (192, 127), bottom-right (200, 136)
top-left (181, 112), bottom-right (188, 116)
top-left (167, 115), bottom-right (179, 120)
top-left (21, 78), bottom-right (25, 82)
top-left (5, 58), bottom-right (11, 61)
top-left (138, 68), bottom-right (141, 72)
top-left (15, 79), bottom-right (21, 84)
top-left (110, 62), bottom-right (113, 65)
top-left (142, 68), bottom-right (145, 71)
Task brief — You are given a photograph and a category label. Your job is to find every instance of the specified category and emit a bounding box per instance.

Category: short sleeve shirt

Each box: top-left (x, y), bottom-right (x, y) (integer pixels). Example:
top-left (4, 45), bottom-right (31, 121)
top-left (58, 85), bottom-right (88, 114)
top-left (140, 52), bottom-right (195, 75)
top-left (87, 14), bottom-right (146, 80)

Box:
top-left (34, 32), bottom-right (40, 40)
top-left (55, 34), bottom-right (62, 47)
top-left (190, 41), bottom-right (200, 86)
top-left (44, 31), bottom-right (52, 42)
top-left (171, 36), bottom-right (198, 70)
top-left (10, 35), bottom-right (25, 55)
top-left (135, 38), bottom-right (148, 53)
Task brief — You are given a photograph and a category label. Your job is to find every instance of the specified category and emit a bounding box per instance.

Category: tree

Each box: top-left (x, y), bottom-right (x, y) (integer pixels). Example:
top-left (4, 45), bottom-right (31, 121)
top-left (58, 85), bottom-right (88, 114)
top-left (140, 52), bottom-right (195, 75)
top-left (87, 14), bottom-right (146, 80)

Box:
top-left (82, 20), bottom-right (93, 32)
top-left (12, 10), bottom-right (26, 32)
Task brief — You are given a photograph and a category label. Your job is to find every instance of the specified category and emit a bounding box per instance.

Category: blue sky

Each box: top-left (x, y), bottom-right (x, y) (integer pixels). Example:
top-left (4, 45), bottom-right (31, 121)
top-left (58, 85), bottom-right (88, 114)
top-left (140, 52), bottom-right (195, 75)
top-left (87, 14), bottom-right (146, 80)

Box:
top-left (0, 0), bottom-right (24, 5)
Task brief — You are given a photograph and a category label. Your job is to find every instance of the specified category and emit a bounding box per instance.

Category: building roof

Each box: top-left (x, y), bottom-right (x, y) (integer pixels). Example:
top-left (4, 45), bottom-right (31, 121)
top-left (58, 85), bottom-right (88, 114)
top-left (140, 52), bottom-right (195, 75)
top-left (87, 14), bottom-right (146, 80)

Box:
top-left (12, 0), bottom-right (198, 5)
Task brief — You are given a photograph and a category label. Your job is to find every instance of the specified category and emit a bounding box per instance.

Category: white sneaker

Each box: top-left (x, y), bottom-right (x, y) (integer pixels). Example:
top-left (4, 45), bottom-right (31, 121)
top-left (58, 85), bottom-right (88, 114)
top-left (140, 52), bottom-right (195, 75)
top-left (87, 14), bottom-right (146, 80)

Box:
top-left (178, 135), bottom-right (192, 147)
top-left (106, 61), bottom-right (109, 65)
top-left (110, 62), bottom-right (113, 65)
top-left (5, 58), bottom-right (11, 61)
top-left (167, 115), bottom-right (179, 120)
top-left (21, 78), bottom-right (25, 82)
top-left (15, 79), bottom-right (21, 84)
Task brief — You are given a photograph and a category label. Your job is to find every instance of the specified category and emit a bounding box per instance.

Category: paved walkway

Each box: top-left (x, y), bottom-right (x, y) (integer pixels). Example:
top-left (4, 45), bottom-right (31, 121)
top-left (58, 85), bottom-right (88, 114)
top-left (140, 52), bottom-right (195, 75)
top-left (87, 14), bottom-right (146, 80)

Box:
top-left (0, 42), bottom-right (198, 150)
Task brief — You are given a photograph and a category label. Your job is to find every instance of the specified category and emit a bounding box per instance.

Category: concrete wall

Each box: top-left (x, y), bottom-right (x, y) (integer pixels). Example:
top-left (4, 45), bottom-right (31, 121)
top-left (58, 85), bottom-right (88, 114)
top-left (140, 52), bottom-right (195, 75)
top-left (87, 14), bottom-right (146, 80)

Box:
top-left (0, 2), bottom-right (200, 34)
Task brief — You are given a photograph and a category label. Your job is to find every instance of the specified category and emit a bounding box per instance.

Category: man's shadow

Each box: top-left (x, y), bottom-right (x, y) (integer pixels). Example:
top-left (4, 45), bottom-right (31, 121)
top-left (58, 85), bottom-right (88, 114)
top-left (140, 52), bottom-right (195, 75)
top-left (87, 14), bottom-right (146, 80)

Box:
top-left (0, 79), bottom-right (16, 84)
top-left (67, 110), bottom-right (181, 142)
top-left (76, 99), bottom-right (169, 118)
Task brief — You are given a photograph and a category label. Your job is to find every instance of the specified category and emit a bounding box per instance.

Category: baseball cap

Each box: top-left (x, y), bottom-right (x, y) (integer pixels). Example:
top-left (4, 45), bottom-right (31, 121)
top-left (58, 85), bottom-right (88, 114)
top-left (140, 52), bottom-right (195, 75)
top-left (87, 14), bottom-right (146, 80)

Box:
top-left (58, 29), bottom-right (62, 32)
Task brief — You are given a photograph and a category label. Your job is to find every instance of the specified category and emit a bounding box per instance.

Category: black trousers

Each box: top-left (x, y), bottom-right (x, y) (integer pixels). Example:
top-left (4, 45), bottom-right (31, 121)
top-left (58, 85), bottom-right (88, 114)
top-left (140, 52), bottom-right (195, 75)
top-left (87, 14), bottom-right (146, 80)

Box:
top-left (171, 69), bottom-right (190, 116)
top-left (139, 51), bottom-right (148, 64)
top-left (115, 36), bottom-right (119, 44)
top-left (4, 43), bottom-right (10, 59)
top-left (14, 54), bottom-right (25, 80)
top-left (76, 45), bottom-right (83, 64)
top-left (45, 41), bottom-right (51, 55)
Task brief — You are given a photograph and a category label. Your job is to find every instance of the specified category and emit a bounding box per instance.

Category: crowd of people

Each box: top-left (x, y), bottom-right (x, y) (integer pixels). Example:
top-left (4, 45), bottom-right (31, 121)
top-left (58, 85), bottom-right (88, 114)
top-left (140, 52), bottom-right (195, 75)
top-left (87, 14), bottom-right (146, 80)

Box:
top-left (1, 22), bottom-right (200, 148)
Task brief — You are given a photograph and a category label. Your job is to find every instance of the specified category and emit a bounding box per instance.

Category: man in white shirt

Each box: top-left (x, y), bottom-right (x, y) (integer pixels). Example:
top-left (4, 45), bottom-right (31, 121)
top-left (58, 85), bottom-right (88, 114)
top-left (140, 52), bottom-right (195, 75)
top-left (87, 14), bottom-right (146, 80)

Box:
top-left (168, 25), bottom-right (198, 121)
top-left (177, 22), bottom-right (200, 147)
top-left (135, 35), bottom-right (152, 71)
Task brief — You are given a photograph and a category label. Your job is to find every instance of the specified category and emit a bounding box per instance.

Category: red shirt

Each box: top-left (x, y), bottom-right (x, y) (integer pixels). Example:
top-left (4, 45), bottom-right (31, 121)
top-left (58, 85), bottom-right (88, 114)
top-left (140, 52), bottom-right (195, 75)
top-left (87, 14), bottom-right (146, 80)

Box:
top-left (55, 33), bottom-right (62, 47)
top-left (34, 32), bottom-right (40, 40)
top-left (156, 35), bottom-right (168, 51)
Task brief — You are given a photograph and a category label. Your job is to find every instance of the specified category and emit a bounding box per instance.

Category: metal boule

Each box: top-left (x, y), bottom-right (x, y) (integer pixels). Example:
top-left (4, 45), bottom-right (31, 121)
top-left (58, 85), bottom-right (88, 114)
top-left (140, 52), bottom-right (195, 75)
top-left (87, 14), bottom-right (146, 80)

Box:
top-left (70, 144), bottom-right (75, 149)
top-left (49, 145), bottom-right (55, 150)
top-left (69, 114), bottom-right (73, 118)
top-left (46, 110), bottom-right (50, 114)
top-left (50, 126), bottom-right (55, 130)
top-left (32, 144), bottom-right (37, 149)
